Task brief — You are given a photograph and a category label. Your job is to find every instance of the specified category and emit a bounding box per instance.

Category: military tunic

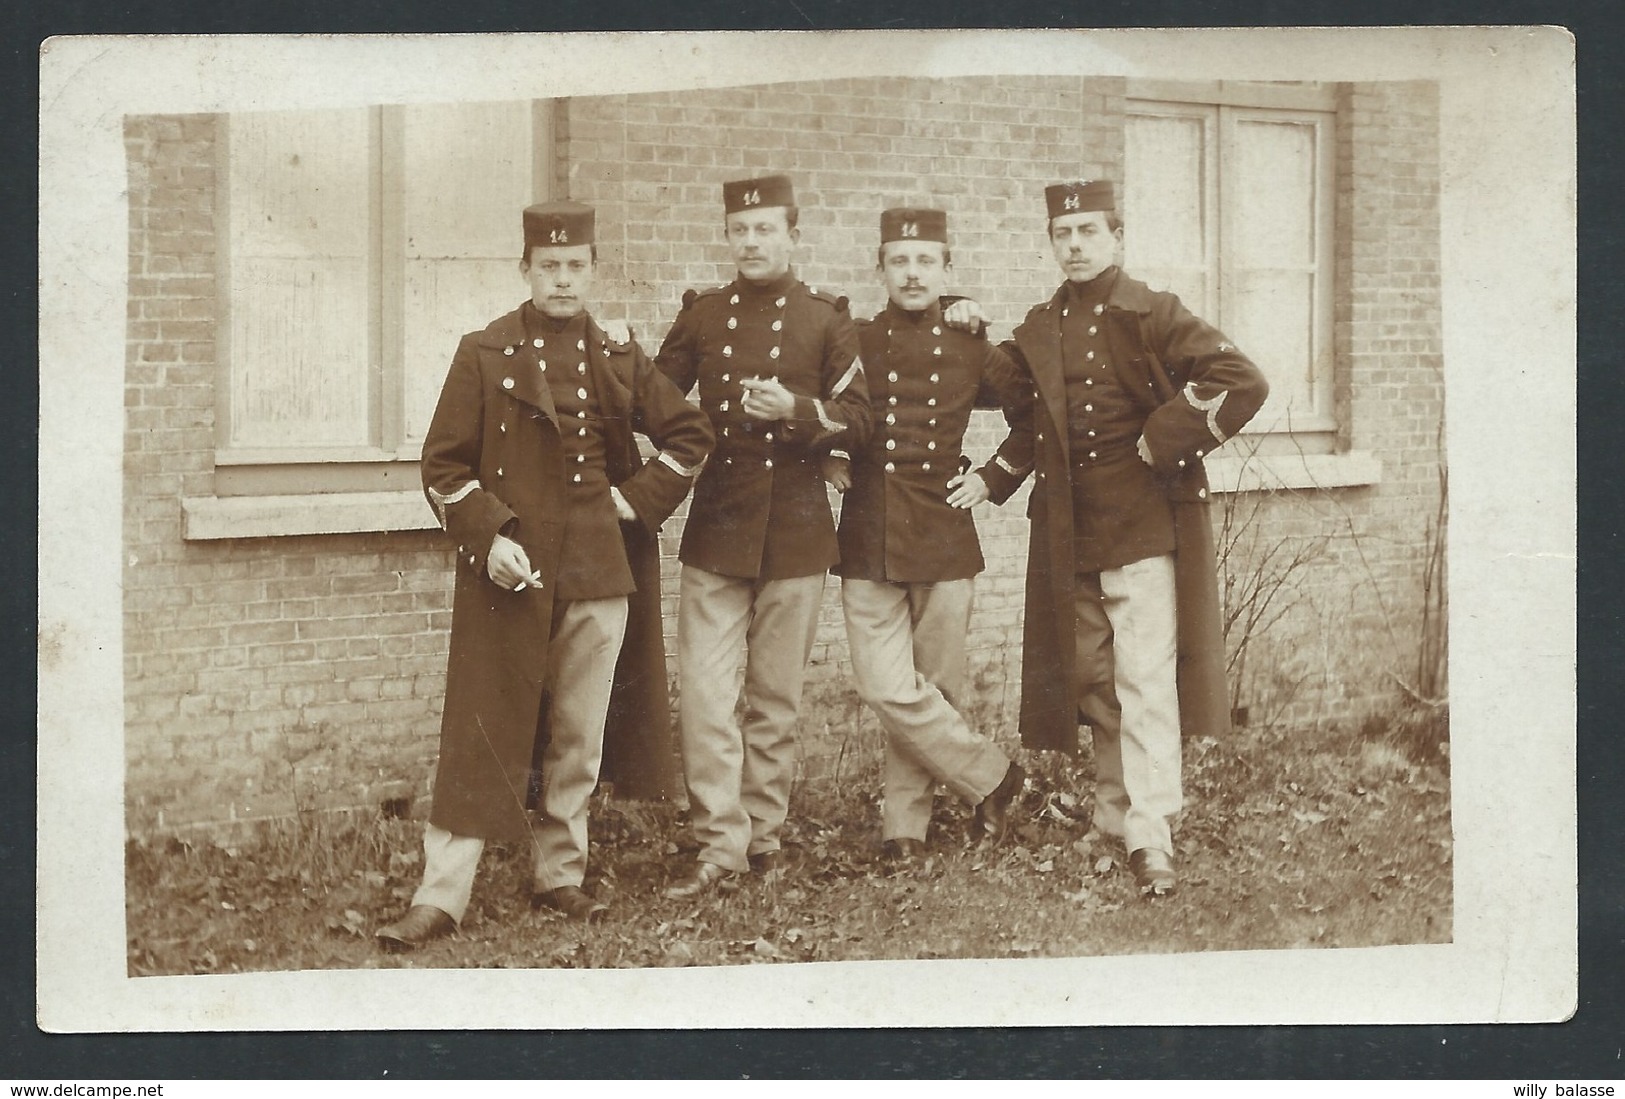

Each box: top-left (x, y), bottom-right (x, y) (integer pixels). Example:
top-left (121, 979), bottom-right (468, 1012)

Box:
top-left (834, 300), bottom-right (1034, 583)
top-left (656, 270), bottom-right (869, 580)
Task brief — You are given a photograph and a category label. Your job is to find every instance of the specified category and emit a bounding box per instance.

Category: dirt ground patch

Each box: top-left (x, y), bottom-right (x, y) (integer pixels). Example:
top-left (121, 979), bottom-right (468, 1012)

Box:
top-left (126, 714), bottom-right (1451, 974)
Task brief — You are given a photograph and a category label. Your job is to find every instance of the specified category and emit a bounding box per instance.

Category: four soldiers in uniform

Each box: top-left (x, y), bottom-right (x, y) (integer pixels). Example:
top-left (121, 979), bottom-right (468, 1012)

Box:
top-left (378, 171), bottom-right (1267, 948)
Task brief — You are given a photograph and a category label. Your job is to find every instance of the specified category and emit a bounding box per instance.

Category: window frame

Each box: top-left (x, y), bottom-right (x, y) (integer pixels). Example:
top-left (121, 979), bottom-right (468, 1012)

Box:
top-left (1124, 80), bottom-right (1339, 447)
top-left (210, 100), bottom-right (556, 499)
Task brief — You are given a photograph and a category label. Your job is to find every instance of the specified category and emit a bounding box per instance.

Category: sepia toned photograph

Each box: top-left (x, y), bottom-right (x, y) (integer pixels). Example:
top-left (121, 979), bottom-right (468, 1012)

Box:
top-left (38, 28), bottom-right (1574, 1031)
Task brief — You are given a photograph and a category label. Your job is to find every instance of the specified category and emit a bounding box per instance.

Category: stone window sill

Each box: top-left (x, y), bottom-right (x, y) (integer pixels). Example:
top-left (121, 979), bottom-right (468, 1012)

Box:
top-left (181, 491), bottom-right (437, 540)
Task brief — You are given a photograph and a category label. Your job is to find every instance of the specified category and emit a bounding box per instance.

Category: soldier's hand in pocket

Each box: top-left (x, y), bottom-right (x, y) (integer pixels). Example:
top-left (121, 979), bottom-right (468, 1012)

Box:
top-left (821, 454), bottom-right (852, 493)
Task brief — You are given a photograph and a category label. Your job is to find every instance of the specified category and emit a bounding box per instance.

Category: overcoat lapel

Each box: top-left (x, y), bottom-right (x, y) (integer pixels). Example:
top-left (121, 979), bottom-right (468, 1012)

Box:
top-left (477, 309), bottom-right (560, 430)
top-left (1016, 287), bottom-right (1071, 468)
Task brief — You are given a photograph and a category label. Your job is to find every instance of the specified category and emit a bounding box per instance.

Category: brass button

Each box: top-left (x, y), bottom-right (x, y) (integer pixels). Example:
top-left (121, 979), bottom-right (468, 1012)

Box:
top-left (728, 317), bottom-right (738, 329)
top-left (502, 377), bottom-right (514, 389)
top-left (884, 462), bottom-right (896, 473)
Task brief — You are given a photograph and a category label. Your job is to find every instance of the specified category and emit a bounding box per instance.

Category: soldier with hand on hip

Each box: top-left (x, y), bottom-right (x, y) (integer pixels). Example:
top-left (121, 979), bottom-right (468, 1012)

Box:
top-left (825, 206), bottom-right (1033, 867)
top-left (946, 180), bottom-right (1268, 896)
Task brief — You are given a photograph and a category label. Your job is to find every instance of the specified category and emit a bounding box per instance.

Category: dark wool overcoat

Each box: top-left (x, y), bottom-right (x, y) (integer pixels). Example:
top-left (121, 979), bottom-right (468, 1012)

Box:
top-left (1001, 273), bottom-right (1270, 753)
top-left (421, 305), bottom-right (714, 842)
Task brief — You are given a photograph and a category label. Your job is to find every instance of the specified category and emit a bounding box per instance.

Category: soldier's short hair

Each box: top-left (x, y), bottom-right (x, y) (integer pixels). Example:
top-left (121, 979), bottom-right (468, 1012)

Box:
top-left (521, 244), bottom-right (599, 265)
top-left (875, 242), bottom-right (952, 268)
top-left (724, 205), bottom-right (799, 231)
top-left (1048, 209), bottom-right (1123, 235)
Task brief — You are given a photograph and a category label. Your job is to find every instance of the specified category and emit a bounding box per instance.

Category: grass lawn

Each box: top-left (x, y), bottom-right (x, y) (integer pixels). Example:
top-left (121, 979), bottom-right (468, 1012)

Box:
top-left (126, 711), bottom-right (1451, 974)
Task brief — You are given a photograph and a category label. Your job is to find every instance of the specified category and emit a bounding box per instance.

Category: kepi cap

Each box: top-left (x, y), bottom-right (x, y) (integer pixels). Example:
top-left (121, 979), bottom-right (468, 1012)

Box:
top-left (723, 174), bottom-right (795, 214)
top-left (879, 207), bottom-right (948, 244)
top-left (1045, 180), bottom-right (1115, 219)
top-left (523, 201), bottom-right (594, 250)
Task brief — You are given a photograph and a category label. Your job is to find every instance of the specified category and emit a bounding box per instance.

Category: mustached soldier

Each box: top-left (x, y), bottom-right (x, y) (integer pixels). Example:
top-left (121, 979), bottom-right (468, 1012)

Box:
top-left (825, 207), bottom-right (1032, 865)
top-left (655, 174), bottom-right (870, 899)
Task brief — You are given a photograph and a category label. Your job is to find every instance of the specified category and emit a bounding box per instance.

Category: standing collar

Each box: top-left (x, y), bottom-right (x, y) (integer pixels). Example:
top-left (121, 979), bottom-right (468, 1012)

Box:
top-left (733, 269), bottom-right (799, 297)
top-left (522, 301), bottom-right (588, 339)
top-left (882, 298), bottom-right (943, 327)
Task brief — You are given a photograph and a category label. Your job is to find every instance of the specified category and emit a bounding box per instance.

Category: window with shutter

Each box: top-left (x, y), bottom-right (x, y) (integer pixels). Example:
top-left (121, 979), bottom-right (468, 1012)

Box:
top-left (214, 101), bottom-right (551, 498)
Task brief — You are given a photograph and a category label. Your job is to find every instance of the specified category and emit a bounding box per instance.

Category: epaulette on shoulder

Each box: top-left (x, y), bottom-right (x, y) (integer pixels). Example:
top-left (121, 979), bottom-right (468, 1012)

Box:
top-left (682, 284), bottom-right (729, 312)
top-left (802, 284), bottom-right (848, 312)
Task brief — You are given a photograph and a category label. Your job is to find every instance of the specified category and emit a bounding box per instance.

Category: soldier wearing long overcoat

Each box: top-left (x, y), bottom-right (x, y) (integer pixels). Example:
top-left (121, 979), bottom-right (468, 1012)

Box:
top-left (376, 201), bottom-right (712, 948)
top-left (422, 306), bottom-right (709, 842)
top-left (955, 180), bottom-right (1268, 895)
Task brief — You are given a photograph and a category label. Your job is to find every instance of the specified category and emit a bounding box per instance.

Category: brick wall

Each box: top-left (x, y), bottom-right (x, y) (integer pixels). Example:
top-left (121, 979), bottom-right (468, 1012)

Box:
top-left (124, 116), bottom-right (450, 831)
top-left (1216, 79), bottom-right (1445, 729)
top-left (122, 76), bottom-right (1444, 835)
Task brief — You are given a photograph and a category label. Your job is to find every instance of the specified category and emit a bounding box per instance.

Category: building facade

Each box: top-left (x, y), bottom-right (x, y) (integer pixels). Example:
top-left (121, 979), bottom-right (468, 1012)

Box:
top-left (123, 76), bottom-right (1442, 834)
